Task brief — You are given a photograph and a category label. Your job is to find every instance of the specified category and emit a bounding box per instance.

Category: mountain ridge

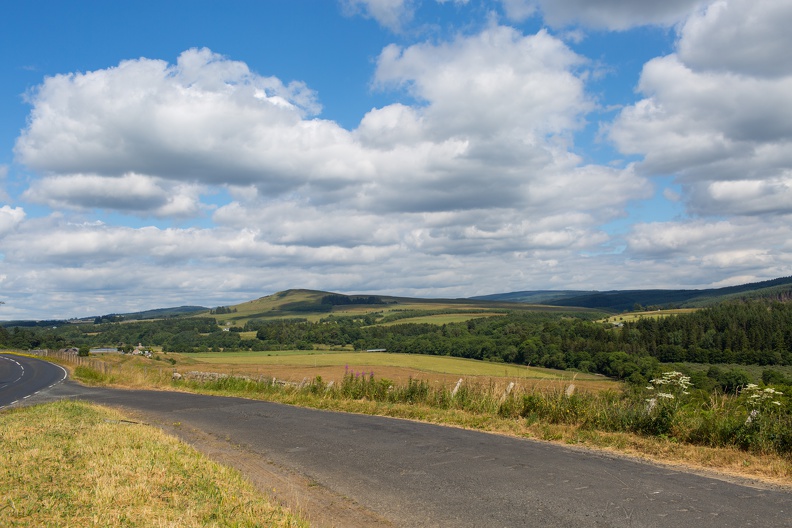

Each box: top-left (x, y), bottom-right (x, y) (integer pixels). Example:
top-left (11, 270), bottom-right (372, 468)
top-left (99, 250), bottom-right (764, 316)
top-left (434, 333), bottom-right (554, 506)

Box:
top-left (472, 276), bottom-right (792, 311)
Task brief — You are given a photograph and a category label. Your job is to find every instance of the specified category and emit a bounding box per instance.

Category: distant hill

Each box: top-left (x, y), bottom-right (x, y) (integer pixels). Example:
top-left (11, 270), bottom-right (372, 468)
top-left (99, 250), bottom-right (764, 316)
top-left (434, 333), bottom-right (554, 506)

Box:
top-left (123, 305), bottom-right (209, 319)
top-left (206, 288), bottom-right (599, 326)
top-left (470, 290), bottom-right (595, 304)
top-left (0, 319), bottom-right (70, 328)
top-left (84, 305), bottom-right (208, 324)
top-left (7, 276), bottom-right (792, 327)
top-left (472, 276), bottom-right (792, 312)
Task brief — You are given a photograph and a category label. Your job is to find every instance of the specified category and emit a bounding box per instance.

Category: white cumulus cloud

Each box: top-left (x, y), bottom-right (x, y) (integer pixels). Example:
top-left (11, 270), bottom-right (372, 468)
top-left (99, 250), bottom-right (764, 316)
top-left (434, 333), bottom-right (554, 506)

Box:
top-left (23, 173), bottom-right (205, 218)
top-left (605, 0), bottom-right (792, 287)
top-left (0, 205), bottom-right (25, 238)
top-left (341, 0), bottom-right (414, 32)
top-left (677, 0), bottom-right (792, 78)
top-left (15, 48), bottom-right (349, 200)
top-left (17, 31), bottom-right (647, 224)
top-left (610, 0), bottom-right (792, 218)
top-left (500, 0), bottom-right (704, 29)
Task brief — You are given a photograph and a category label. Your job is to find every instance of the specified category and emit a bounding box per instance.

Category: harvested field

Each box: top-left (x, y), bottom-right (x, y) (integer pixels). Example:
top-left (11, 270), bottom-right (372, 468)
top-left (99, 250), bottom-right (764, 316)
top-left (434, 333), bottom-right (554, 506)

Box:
top-left (177, 351), bottom-right (617, 393)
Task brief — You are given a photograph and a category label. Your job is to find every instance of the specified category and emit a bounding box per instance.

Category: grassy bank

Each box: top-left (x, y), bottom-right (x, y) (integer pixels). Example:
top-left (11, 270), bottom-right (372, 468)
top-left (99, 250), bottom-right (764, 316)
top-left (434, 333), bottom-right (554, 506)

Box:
top-left (0, 400), bottom-right (306, 527)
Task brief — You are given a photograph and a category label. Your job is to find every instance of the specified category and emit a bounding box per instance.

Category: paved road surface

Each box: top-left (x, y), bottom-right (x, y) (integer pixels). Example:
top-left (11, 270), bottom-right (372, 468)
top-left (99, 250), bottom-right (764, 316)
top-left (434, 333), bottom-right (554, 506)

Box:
top-left (0, 353), bottom-right (67, 408)
top-left (9, 358), bottom-right (787, 528)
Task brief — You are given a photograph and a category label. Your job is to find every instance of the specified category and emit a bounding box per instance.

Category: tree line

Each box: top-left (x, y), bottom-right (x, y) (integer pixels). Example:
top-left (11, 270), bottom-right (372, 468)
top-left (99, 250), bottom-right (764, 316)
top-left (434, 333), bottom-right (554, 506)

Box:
top-left (3, 300), bottom-right (792, 387)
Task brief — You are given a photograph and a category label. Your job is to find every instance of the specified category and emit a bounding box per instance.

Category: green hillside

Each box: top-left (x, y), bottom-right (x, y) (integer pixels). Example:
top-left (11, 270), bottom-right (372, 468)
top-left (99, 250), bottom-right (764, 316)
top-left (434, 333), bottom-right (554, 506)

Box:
top-left (210, 289), bottom-right (595, 326)
top-left (476, 276), bottom-right (792, 311)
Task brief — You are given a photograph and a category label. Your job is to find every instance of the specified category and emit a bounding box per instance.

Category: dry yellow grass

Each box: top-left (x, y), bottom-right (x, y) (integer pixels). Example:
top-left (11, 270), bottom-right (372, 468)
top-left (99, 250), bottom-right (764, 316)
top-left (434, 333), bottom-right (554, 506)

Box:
top-left (68, 349), bottom-right (614, 391)
top-left (193, 351), bottom-right (583, 376)
top-left (159, 351), bottom-right (613, 395)
top-left (0, 400), bottom-right (306, 527)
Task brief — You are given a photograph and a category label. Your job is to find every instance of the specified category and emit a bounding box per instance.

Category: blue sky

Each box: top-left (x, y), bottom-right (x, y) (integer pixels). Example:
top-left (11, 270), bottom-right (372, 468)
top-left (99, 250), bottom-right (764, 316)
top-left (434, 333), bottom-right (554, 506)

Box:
top-left (2, 0), bottom-right (791, 319)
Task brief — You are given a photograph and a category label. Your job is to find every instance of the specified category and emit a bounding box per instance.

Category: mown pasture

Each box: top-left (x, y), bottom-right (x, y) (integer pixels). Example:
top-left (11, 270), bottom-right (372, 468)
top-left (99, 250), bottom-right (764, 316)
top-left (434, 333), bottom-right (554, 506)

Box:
top-left (600, 308), bottom-right (698, 324)
top-left (178, 350), bottom-right (616, 392)
top-left (377, 312), bottom-right (506, 326)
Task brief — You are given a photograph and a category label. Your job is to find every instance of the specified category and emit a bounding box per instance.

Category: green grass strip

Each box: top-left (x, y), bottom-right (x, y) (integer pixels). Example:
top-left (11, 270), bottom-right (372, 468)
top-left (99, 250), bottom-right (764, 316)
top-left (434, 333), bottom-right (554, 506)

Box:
top-left (0, 401), bottom-right (305, 528)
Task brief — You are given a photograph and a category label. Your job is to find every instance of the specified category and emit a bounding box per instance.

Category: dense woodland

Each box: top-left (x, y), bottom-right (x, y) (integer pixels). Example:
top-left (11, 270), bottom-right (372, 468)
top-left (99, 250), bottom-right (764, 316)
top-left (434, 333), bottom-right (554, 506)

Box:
top-left (4, 300), bottom-right (792, 389)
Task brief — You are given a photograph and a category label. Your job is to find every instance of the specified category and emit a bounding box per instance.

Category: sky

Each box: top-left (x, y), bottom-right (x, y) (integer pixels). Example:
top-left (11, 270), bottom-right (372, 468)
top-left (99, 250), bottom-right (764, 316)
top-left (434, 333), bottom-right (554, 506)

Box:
top-left (2, 0), bottom-right (792, 320)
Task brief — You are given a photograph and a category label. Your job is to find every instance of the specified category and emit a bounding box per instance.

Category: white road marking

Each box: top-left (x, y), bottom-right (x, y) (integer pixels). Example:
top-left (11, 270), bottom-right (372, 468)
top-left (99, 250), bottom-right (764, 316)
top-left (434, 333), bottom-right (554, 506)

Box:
top-left (0, 354), bottom-right (68, 410)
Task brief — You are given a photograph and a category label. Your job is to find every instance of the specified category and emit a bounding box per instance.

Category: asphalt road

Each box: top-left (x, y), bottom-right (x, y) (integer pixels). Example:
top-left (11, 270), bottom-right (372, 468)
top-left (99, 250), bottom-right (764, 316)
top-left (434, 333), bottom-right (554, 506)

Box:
top-left (0, 353), bottom-right (67, 408)
top-left (6, 356), bottom-right (786, 528)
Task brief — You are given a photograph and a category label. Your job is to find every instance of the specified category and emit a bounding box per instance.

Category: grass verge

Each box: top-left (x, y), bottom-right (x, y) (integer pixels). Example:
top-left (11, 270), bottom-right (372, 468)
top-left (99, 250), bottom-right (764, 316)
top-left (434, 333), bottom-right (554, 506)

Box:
top-left (0, 400), bottom-right (306, 527)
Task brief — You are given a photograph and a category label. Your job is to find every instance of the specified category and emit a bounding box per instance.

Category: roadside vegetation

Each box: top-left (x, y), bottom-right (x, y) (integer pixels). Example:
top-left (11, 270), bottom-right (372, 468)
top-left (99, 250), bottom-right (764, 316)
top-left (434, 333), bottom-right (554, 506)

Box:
top-left (0, 400), bottom-right (305, 527)
top-left (175, 369), bottom-right (792, 458)
top-left (51, 353), bottom-right (792, 484)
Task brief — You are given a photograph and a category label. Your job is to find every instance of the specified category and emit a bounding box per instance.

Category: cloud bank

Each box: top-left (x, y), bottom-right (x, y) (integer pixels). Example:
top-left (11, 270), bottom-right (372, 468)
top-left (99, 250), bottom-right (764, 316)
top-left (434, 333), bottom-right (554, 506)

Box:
top-left (609, 0), bottom-right (792, 283)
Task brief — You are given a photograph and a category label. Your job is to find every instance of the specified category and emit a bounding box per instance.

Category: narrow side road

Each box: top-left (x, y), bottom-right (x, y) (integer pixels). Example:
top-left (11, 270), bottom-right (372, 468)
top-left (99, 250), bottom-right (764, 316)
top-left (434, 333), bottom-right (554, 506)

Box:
top-left (16, 367), bottom-right (791, 528)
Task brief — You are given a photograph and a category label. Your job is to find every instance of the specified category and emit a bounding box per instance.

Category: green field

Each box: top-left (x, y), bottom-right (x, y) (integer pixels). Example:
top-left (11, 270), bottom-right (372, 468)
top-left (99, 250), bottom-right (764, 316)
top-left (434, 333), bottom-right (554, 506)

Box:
top-left (601, 308), bottom-right (698, 324)
top-left (378, 313), bottom-right (505, 326)
top-left (197, 348), bottom-right (351, 358)
top-left (191, 350), bottom-right (598, 379)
